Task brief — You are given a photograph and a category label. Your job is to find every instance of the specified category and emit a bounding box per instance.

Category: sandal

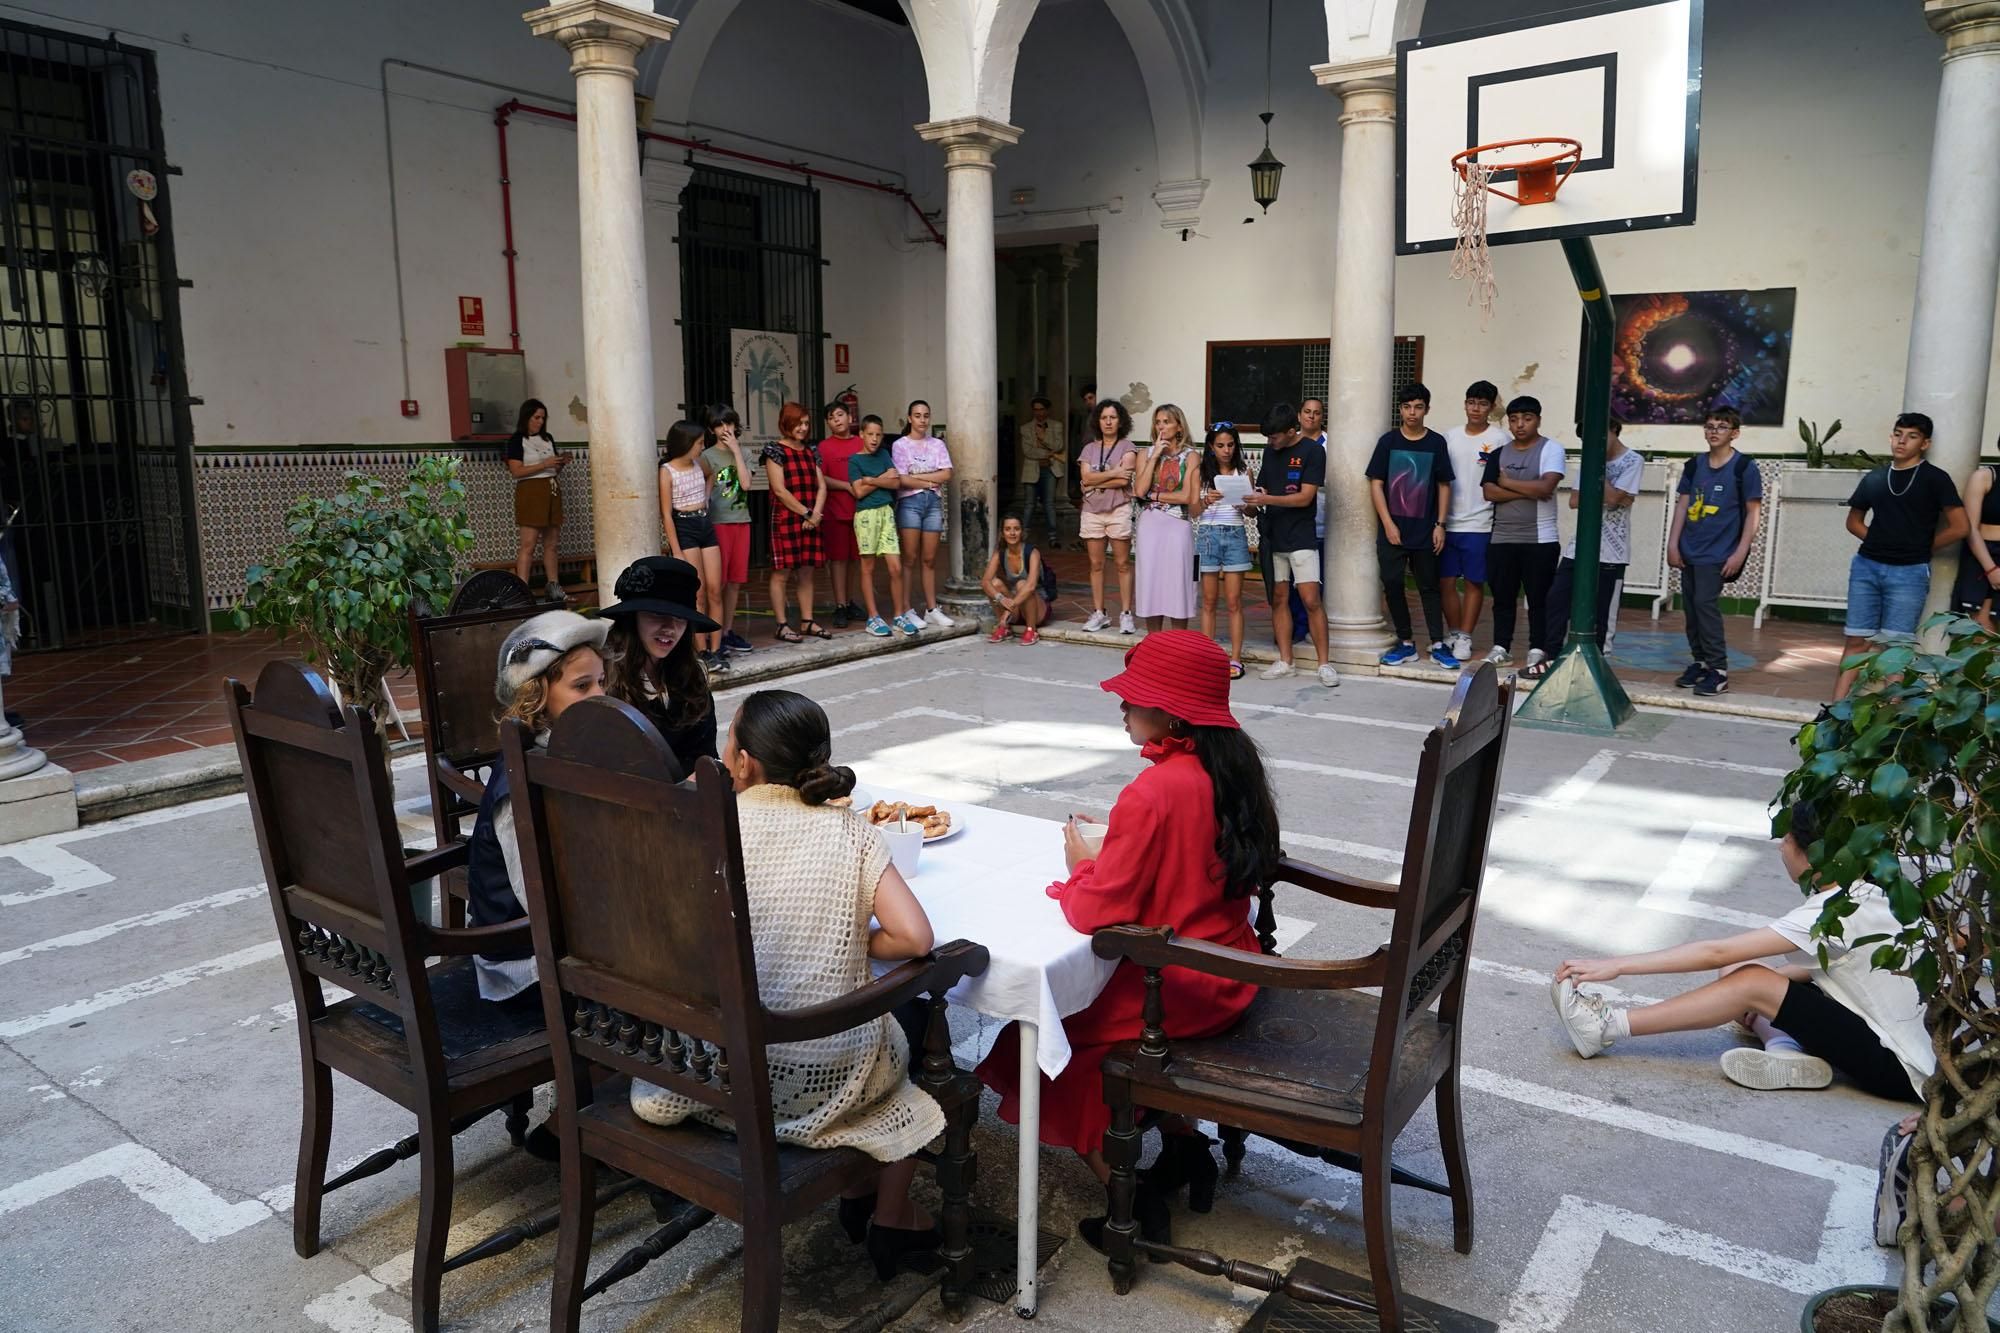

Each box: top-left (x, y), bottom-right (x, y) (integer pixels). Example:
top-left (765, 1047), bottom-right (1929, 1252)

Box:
top-left (801, 620), bottom-right (833, 640)
top-left (1228, 660), bottom-right (1244, 680)
top-left (776, 623), bottom-right (803, 644)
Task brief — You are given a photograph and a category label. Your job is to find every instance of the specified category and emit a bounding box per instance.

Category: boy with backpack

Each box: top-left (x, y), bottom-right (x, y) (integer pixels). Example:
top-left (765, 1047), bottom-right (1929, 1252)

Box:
top-left (1667, 407), bottom-right (1762, 697)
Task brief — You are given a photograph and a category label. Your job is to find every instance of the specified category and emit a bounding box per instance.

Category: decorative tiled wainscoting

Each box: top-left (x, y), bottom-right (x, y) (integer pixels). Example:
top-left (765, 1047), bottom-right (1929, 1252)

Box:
top-left (194, 446), bottom-right (612, 613)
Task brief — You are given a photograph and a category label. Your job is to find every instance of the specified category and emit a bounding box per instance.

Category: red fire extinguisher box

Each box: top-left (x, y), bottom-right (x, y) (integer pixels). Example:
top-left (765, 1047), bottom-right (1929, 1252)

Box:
top-left (445, 347), bottom-right (527, 442)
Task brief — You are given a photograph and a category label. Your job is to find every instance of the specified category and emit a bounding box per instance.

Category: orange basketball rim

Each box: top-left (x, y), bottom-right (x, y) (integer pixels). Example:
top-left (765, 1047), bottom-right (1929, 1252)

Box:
top-left (1451, 137), bottom-right (1584, 206)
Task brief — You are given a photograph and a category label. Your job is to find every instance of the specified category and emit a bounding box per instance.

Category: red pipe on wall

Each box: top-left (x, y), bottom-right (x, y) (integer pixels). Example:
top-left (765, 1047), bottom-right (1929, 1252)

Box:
top-left (493, 98), bottom-right (944, 349)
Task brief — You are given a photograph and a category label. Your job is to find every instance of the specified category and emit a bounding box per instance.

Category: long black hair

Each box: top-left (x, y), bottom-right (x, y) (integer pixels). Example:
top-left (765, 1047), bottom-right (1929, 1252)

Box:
top-left (603, 615), bottom-right (712, 730)
top-left (732, 689), bottom-right (856, 806)
top-left (1187, 725), bottom-right (1281, 899)
top-left (663, 418), bottom-right (705, 464)
top-left (1200, 425), bottom-right (1243, 486)
top-left (512, 398), bottom-right (550, 439)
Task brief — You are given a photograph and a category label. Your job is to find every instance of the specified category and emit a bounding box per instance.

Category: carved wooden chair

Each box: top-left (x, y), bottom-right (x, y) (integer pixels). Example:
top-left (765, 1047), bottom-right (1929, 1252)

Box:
top-left (226, 659), bottom-right (553, 1333)
top-left (501, 696), bottom-right (991, 1332)
top-left (409, 573), bottom-right (539, 925)
top-left (1092, 663), bottom-right (1513, 1333)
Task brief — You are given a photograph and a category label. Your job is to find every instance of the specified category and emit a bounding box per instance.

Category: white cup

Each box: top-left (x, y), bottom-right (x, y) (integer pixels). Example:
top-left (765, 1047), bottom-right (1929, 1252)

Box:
top-left (881, 824), bottom-right (924, 878)
top-left (1071, 819), bottom-right (1108, 858)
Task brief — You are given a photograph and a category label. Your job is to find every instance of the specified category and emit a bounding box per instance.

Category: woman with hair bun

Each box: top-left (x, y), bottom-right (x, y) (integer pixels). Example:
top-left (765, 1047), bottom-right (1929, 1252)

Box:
top-left (629, 689), bottom-right (946, 1279)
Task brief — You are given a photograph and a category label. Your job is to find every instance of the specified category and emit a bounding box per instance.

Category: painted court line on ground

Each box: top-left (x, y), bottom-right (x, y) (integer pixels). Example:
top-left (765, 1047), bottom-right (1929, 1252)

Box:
top-left (0, 941), bottom-right (282, 1040)
top-left (0, 885), bottom-right (264, 967)
top-left (0, 1143), bottom-right (269, 1242)
top-left (1636, 826), bottom-right (1772, 930)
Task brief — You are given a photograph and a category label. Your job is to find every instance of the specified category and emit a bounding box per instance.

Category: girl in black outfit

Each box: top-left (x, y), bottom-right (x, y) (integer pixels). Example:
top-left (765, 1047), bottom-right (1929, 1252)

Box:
top-left (600, 556), bottom-right (722, 774)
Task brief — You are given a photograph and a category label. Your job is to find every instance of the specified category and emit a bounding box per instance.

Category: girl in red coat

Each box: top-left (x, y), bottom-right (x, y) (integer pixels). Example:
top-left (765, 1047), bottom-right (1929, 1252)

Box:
top-left (976, 630), bottom-right (1280, 1251)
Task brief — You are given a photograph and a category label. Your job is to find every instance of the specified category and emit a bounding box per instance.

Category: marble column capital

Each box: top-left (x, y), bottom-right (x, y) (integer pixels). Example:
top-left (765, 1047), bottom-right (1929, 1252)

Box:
top-left (524, 0), bottom-right (678, 78)
top-left (1927, 1), bottom-right (2000, 57)
top-left (916, 116), bottom-right (1022, 171)
top-left (642, 156), bottom-right (695, 211)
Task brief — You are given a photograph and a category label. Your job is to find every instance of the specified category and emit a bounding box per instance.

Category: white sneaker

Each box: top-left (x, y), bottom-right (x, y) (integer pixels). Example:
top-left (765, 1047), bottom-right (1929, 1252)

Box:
top-left (1082, 608), bottom-right (1109, 632)
top-left (1483, 644), bottom-right (1511, 665)
top-left (1317, 664), bottom-right (1341, 688)
top-left (1259, 661), bottom-right (1296, 680)
top-left (1720, 1047), bottom-right (1833, 1091)
top-left (1551, 978), bottom-right (1617, 1058)
top-left (1119, 611), bottom-right (1137, 635)
top-left (1452, 632), bottom-right (1474, 660)
top-left (925, 606), bottom-right (955, 629)
top-left (1525, 648), bottom-right (1548, 669)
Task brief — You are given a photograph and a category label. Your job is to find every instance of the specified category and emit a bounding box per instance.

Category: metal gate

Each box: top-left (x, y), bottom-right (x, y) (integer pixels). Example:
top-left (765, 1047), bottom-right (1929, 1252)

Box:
top-left (0, 21), bottom-right (198, 652)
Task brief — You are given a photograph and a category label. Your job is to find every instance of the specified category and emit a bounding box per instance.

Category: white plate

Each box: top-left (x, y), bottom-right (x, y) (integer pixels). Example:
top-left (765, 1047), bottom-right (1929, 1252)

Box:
top-left (846, 789), bottom-right (967, 842)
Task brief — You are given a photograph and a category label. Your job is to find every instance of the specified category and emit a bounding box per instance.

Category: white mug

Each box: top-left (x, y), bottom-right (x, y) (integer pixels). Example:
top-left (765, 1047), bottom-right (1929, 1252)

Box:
top-left (1071, 819), bottom-right (1108, 858)
top-left (881, 824), bottom-right (924, 878)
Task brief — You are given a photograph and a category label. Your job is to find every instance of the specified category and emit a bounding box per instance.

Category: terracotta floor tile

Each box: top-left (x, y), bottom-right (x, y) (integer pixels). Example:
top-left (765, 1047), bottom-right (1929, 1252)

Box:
top-left (95, 737), bottom-right (204, 763)
top-left (176, 726), bottom-right (239, 748)
top-left (59, 751), bottom-right (123, 772)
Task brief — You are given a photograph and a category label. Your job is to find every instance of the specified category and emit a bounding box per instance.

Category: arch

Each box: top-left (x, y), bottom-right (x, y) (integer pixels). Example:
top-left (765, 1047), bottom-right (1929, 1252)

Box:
top-left (898, 0), bottom-right (1042, 125)
top-left (1101, 0), bottom-right (1206, 188)
top-left (646, 0), bottom-right (745, 128)
top-left (1321, 0), bottom-right (1428, 65)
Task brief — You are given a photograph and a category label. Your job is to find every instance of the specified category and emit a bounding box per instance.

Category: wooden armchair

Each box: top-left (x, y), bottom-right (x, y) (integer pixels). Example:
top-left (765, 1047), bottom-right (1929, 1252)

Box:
top-left (1092, 663), bottom-right (1512, 1333)
top-left (409, 577), bottom-right (540, 924)
top-left (501, 696), bottom-right (991, 1333)
top-left (225, 660), bottom-right (554, 1333)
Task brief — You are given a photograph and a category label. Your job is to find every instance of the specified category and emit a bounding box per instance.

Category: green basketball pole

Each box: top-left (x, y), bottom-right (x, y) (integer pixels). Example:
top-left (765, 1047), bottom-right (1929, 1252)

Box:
top-left (1513, 235), bottom-right (1635, 732)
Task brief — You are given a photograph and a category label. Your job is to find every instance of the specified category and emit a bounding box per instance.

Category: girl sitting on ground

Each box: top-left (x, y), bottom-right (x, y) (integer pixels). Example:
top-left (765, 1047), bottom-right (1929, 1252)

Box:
top-left (981, 513), bottom-right (1054, 644)
top-left (976, 630), bottom-right (1281, 1251)
top-left (630, 689), bottom-right (945, 1280)
top-left (600, 555), bottom-right (722, 774)
top-left (1193, 424), bottom-right (1252, 678)
top-left (1551, 799), bottom-right (1927, 1102)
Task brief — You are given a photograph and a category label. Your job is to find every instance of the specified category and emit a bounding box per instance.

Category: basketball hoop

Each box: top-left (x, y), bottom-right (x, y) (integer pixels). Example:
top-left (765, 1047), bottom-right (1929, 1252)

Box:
top-left (1448, 138), bottom-right (1583, 325)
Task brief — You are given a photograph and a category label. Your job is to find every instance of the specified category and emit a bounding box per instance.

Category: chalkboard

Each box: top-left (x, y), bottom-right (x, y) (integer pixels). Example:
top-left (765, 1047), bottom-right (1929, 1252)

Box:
top-left (1206, 341), bottom-right (1310, 431)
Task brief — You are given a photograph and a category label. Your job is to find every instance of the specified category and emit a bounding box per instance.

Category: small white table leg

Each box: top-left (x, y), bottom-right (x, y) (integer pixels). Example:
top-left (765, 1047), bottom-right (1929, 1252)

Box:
top-left (1015, 1020), bottom-right (1041, 1317)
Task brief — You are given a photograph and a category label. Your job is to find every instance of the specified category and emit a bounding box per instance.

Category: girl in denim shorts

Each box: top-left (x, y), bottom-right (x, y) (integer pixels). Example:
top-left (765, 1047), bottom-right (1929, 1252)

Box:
top-left (1194, 424), bottom-right (1253, 677)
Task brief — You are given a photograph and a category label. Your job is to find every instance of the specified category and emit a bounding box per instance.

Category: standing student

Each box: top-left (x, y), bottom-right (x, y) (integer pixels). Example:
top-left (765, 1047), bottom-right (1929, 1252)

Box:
top-left (1284, 397), bottom-right (1329, 646)
top-left (1194, 424), bottom-right (1252, 678)
top-left (702, 405), bottom-right (755, 655)
top-left (1954, 450), bottom-right (2000, 631)
top-left (1834, 413), bottom-right (1967, 699)
top-left (1480, 396), bottom-right (1567, 669)
top-left (1077, 399), bottom-right (1138, 634)
top-left (1368, 383), bottom-right (1457, 668)
top-left (1441, 380), bottom-right (1501, 661)
top-left (891, 400), bottom-right (955, 632)
top-left (1132, 404), bottom-right (1201, 632)
top-left (1243, 403), bottom-right (1337, 687)
top-left (659, 419), bottom-right (728, 673)
top-left (817, 401), bottom-right (867, 629)
top-left (1527, 418), bottom-right (1643, 679)
top-left (1020, 396), bottom-right (1067, 546)
top-left (505, 398), bottom-right (569, 601)
top-left (1667, 406), bottom-right (1763, 697)
top-left (847, 414), bottom-right (905, 636)
top-left (983, 514), bottom-right (1053, 644)
top-left (763, 401), bottom-right (828, 642)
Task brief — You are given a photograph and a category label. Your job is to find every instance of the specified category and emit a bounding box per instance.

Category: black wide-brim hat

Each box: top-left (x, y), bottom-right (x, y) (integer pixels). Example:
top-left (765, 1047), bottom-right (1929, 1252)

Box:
top-left (599, 555), bottom-right (721, 632)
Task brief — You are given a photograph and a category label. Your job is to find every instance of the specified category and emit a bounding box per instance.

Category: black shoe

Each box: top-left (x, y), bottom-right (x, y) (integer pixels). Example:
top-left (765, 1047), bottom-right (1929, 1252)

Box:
top-left (1695, 667), bottom-right (1729, 696)
top-left (521, 1123), bottom-right (561, 1162)
top-left (1078, 1183), bottom-right (1172, 1260)
top-left (838, 1192), bottom-right (875, 1244)
top-left (647, 1186), bottom-right (688, 1222)
top-left (843, 600), bottom-right (866, 620)
top-left (1675, 660), bottom-right (1707, 689)
top-left (1137, 1131), bottom-right (1218, 1213)
top-left (832, 605), bottom-right (850, 629)
top-left (865, 1220), bottom-right (941, 1280)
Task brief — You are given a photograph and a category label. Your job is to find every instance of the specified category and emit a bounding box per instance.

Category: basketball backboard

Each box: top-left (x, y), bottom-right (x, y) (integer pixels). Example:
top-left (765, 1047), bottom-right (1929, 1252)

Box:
top-left (1396, 0), bottom-right (1703, 255)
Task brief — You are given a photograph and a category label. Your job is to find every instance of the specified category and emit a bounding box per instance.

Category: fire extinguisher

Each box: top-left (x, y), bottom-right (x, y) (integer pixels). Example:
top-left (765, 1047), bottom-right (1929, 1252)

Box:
top-left (835, 383), bottom-right (859, 425)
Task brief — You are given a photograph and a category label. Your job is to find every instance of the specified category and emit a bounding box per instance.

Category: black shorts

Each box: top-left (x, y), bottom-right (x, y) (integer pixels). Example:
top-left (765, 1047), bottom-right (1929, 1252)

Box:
top-left (1775, 979), bottom-right (1918, 1102)
top-left (672, 510), bottom-right (718, 550)
top-left (1953, 548), bottom-right (1997, 613)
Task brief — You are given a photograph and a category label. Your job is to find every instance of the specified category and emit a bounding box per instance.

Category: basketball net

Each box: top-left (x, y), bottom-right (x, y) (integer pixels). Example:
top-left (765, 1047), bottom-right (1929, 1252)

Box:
top-left (1451, 159), bottom-right (1498, 326)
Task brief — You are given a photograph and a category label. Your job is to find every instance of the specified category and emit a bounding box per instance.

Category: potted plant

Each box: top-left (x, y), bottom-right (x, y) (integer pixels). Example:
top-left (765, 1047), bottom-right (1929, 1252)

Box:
top-left (234, 456), bottom-right (475, 744)
top-left (1784, 614), bottom-right (2000, 1332)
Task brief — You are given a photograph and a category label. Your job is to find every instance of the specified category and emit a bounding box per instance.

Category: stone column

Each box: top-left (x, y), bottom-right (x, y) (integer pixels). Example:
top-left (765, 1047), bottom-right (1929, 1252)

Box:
top-left (1047, 247), bottom-right (1083, 527)
top-left (526, 0), bottom-right (678, 588)
top-left (643, 155), bottom-right (695, 428)
top-left (1314, 60), bottom-right (1397, 662)
top-left (917, 116), bottom-right (1019, 614)
top-left (1908, 1), bottom-right (2000, 614)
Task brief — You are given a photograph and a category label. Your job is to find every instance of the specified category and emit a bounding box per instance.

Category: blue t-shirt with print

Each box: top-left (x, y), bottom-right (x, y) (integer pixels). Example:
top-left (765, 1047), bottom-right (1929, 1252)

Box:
top-left (1676, 451), bottom-right (1763, 567)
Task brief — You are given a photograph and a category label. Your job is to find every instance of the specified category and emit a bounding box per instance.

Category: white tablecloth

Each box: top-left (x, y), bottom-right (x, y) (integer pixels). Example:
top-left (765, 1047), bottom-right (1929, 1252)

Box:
top-left (866, 786), bottom-right (1113, 1080)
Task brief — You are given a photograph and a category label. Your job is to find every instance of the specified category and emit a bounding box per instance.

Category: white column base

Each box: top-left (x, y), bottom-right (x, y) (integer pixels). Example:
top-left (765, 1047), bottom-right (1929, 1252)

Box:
top-left (0, 755), bottom-right (77, 842)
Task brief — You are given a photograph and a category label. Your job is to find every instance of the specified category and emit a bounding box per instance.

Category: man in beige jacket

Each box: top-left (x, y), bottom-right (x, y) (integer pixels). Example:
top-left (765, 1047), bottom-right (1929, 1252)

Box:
top-left (1019, 395), bottom-right (1067, 547)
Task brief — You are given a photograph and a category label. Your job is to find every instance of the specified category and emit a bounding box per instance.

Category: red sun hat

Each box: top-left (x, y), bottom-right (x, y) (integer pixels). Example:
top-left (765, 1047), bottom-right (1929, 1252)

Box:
top-left (1098, 630), bottom-right (1239, 730)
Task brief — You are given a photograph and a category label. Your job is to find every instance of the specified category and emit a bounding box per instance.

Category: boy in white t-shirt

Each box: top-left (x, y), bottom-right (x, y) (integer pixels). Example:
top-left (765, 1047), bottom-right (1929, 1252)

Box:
top-left (1440, 380), bottom-right (1501, 661)
top-left (1479, 396), bottom-right (1568, 668)
top-left (1527, 418), bottom-right (1643, 677)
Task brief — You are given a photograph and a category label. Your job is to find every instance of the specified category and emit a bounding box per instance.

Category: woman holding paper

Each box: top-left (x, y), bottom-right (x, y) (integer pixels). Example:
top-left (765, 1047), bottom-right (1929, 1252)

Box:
top-left (1194, 424), bottom-right (1253, 677)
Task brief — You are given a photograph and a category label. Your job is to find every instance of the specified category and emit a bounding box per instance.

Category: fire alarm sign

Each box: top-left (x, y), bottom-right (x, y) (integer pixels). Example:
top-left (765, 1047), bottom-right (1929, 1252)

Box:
top-left (459, 296), bottom-right (485, 338)
top-left (834, 342), bottom-right (849, 374)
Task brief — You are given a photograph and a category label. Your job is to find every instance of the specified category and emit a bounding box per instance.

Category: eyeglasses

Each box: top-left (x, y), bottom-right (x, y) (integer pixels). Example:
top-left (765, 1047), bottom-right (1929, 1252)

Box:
top-left (1702, 424), bottom-right (1734, 434)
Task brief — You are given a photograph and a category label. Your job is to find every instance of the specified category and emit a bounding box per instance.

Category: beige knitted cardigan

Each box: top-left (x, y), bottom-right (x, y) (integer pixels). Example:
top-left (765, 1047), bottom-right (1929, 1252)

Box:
top-left (629, 783), bottom-right (944, 1161)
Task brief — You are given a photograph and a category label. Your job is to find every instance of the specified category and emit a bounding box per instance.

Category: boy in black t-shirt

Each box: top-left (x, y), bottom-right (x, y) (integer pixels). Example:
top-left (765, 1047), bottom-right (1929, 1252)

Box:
top-left (1243, 403), bottom-right (1337, 687)
top-left (1835, 412), bottom-right (1966, 699)
top-left (1366, 382), bottom-right (1457, 667)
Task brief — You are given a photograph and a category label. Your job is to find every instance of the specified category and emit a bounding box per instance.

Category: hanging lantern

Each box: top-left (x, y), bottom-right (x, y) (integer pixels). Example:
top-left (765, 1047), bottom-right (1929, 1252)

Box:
top-left (1249, 112), bottom-right (1284, 213)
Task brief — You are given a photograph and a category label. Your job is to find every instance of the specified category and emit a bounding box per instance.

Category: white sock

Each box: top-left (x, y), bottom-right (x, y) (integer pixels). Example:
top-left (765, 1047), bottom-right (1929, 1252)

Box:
top-left (1764, 1031), bottom-right (1804, 1055)
top-left (1610, 1010), bottom-right (1632, 1041)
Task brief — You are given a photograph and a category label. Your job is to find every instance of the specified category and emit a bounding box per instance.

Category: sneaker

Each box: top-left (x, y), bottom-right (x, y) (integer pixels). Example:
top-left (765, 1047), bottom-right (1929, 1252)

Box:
top-left (1451, 632), bottom-right (1474, 660)
top-left (831, 605), bottom-right (850, 629)
top-left (1379, 642), bottom-right (1418, 666)
top-left (545, 583), bottom-right (567, 604)
top-left (1875, 1123), bottom-right (1914, 1247)
top-left (1695, 667), bottom-right (1730, 696)
top-left (896, 611), bottom-right (923, 636)
top-left (1021, 627), bottom-right (1039, 646)
top-left (988, 622), bottom-right (1011, 643)
top-left (1259, 661), bottom-right (1296, 680)
top-left (1551, 978), bottom-right (1617, 1058)
top-left (925, 606), bottom-right (955, 629)
top-left (1675, 660), bottom-right (1707, 689)
top-left (843, 600), bottom-right (866, 621)
top-left (1429, 643), bottom-right (1461, 669)
top-left (1483, 645), bottom-right (1511, 665)
top-left (1081, 608), bottom-right (1110, 632)
top-left (865, 616), bottom-right (892, 638)
top-left (1525, 648), bottom-right (1547, 669)
top-left (1719, 1046), bottom-right (1833, 1091)
top-left (1119, 611), bottom-right (1137, 635)
top-left (722, 630), bottom-right (752, 654)
top-left (707, 650), bottom-right (731, 674)
top-left (1317, 664), bottom-right (1341, 688)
